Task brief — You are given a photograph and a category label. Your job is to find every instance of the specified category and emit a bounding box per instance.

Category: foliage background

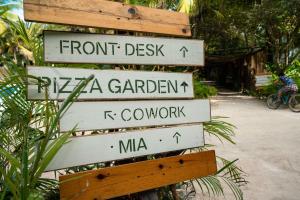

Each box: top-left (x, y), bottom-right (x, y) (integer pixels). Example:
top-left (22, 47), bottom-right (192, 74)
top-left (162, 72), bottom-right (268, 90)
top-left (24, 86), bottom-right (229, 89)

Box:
top-left (3, 0), bottom-right (299, 199)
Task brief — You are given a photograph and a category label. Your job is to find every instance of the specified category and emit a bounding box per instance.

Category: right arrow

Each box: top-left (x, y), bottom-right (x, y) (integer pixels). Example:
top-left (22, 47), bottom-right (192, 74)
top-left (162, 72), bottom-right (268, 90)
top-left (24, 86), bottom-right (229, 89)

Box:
top-left (180, 81), bottom-right (188, 92)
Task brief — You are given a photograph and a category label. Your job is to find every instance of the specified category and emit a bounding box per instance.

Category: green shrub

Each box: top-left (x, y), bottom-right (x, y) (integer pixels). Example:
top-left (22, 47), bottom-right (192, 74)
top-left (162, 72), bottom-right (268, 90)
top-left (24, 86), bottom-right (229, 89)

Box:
top-left (259, 60), bottom-right (300, 97)
top-left (194, 80), bottom-right (218, 98)
top-left (286, 60), bottom-right (300, 88)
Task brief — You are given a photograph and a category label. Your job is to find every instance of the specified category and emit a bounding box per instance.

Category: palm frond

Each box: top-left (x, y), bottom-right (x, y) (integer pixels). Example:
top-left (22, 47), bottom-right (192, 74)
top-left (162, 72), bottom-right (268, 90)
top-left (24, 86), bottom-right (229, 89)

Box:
top-left (204, 116), bottom-right (237, 144)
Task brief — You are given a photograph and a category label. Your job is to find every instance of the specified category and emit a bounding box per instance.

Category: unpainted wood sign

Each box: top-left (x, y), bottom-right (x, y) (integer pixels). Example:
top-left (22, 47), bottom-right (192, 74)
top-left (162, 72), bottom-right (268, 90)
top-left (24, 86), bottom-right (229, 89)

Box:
top-left (60, 151), bottom-right (217, 200)
top-left (24, 0), bottom-right (191, 36)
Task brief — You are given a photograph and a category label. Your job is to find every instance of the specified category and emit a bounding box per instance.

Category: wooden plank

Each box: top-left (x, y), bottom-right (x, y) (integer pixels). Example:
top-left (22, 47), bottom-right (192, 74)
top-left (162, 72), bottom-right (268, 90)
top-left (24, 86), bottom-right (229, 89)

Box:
top-left (27, 66), bottom-right (194, 100)
top-left (60, 151), bottom-right (217, 200)
top-left (23, 0), bottom-right (191, 37)
top-left (43, 31), bottom-right (204, 66)
top-left (46, 124), bottom-right (204, 171)
top-left (59, 99), bottom-right (211, 132)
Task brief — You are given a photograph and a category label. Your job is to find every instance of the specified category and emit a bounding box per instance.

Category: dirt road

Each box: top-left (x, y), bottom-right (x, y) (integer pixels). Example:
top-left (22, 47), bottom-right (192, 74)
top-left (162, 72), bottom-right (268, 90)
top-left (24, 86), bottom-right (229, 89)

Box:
top-left (209, 95), bottom-right (300, 200)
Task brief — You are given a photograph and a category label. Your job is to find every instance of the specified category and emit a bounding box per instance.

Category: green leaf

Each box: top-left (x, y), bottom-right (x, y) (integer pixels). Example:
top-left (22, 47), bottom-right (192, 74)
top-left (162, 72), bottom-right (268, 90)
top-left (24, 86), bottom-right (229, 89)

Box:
top-left (0, 147), bottom-right (21, 169)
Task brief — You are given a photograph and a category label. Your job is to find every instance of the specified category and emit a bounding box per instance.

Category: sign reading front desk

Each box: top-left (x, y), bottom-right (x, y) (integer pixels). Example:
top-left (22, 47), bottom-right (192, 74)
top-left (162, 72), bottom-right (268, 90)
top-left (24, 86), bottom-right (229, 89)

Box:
top-left (44, 31), bottom-right (204, 66)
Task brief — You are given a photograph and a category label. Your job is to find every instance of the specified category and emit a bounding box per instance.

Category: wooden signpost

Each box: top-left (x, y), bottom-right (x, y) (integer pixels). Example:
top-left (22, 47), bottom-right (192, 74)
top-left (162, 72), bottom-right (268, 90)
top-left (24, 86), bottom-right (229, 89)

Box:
top-left (43, 31), bottom-right (204, 66)
top-left (59, 99), bottom-right (210, 132)
top-left (46, 124), bottom-right (204, 171)
top-left (24, 0), bottom-right (217, 199)
top-left (27, 66), bottom-right (194, 100)
top-left (24, 0), bottom-right (191, 37)
top-left (60, 151), bottom-right (217, 200)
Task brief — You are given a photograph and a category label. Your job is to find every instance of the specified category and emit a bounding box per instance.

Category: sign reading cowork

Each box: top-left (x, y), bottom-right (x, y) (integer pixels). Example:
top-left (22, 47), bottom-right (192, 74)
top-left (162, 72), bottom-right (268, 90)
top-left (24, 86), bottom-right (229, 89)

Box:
top-left (59, 99), bottom-right (210, 132)
top-left (27, 66), bottom-right (193, 100)
top-left (44, 31), bottom-right (204, 66)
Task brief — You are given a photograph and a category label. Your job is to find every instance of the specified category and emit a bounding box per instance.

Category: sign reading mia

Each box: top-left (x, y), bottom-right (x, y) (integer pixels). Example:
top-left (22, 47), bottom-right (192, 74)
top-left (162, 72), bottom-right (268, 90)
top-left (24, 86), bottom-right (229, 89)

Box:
top-left (46, 124), bottom-right (204, 171)
top-left (44, 31), bottom-right (204, 66)
top-left (59, 99), bottom-right (210, 132)
top-left (27, 66), bottom-right (193, 100)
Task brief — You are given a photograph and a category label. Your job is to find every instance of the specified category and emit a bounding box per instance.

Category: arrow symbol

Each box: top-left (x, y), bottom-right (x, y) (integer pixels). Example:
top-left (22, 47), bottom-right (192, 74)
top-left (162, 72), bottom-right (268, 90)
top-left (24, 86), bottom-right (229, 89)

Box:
top-left (180, 81), bottom-right (188, 92)
top-left (179, 46), bottom-right (188, 58)
top-left (104, 111), bottom-right (115, 120)
top-left (173, 132), bottom-right (182, 144)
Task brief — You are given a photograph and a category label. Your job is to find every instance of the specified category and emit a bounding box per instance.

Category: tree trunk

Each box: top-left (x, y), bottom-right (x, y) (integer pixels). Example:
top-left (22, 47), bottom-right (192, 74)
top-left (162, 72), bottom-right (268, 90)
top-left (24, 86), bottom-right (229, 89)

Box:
top-left (170, 184), bottom-right (180, 200)
top-left (139, 190), bottom-right (159, 200)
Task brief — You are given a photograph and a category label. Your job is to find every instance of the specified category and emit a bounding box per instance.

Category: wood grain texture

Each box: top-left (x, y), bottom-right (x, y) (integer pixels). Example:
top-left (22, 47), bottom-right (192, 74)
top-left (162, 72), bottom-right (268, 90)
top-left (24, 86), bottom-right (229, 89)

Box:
top-left (23, 0), bottom-right (191, 37)
top-left (60, 151), bottom-right (217, 200)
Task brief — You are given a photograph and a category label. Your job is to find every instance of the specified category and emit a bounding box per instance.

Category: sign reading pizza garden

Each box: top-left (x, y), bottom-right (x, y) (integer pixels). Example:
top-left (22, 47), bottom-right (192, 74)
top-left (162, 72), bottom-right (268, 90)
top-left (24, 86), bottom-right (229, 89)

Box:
top-left (27, 66), bottom-right (193, 100)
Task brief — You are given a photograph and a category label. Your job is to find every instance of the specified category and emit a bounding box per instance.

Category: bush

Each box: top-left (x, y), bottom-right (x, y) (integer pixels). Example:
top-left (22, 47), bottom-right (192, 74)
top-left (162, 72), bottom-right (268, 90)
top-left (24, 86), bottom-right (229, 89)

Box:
top-left (258, 60), bottom-right (300, 97)
top-left (194, 80), bottom-right (218, 98)
top-left (285, 60), bottom-right (300, 88)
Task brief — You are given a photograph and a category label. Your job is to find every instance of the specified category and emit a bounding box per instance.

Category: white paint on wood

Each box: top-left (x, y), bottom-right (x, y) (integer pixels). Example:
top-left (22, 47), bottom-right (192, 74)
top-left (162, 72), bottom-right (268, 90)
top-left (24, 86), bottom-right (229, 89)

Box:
top-left (256, 75), bottom-right (272, 87)
top-left (46, 124), bottom-right (204, 171)
top-left (27, 66), bottom-right (193, 100)
top-left (59, 99), bottom-right (210, 132)
top-left (44, 31), bottom-right (204, 66)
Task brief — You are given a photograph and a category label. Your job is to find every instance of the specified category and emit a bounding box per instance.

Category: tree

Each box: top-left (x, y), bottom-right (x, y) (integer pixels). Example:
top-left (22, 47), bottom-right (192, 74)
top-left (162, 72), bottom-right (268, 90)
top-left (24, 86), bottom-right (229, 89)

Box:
top-left (253, 0), bottom-right (300, 72)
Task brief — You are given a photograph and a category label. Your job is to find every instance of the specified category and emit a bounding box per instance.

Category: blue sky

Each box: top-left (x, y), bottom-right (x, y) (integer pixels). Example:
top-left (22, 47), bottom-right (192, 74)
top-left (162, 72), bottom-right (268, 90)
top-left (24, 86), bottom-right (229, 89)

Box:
top-left (3, 0), bottom-right (24, 19)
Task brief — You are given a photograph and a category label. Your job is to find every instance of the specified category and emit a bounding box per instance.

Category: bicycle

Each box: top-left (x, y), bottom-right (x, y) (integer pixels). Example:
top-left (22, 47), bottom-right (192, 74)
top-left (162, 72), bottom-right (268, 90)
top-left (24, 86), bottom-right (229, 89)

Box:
top-left (267, 89), bottom-right (300, 112)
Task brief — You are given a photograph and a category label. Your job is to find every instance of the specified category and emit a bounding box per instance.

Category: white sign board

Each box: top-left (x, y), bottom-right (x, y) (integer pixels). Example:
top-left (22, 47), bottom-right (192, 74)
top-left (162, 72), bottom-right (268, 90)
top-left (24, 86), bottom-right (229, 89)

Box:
top-left (59, 99), bottom-right (210, 132)
top-left (255, 75), bottom-right (272, 87)
top-left (27, 66), bottom-right (193, 100)
top-left (46, 124), bottom-right (204, 171)
top-left (44, 31), bottom-right (204, 66)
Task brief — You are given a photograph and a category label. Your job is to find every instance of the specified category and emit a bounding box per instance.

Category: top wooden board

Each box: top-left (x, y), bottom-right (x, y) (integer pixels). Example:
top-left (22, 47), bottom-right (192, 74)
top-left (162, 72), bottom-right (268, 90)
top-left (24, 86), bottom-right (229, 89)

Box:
top-left (23, 0), bottom-right (191, 37)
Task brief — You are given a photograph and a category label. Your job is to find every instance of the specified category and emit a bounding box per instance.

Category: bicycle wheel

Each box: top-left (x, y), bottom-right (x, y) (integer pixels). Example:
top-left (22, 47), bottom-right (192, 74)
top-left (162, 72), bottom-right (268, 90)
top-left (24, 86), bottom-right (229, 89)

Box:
top-left (267, 94), bottom-right (281, 109)
top-left (288, 94), bottom-right (300, 112)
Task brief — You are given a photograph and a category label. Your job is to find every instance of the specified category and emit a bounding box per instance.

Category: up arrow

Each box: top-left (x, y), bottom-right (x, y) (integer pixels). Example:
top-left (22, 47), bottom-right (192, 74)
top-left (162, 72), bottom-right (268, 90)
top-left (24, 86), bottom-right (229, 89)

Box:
top-left (180, 81), bottom-right (188, 92)
top-left (173, 132), bottom-right (182, 144)
top-left (179, 46), bottom-right (188, 58)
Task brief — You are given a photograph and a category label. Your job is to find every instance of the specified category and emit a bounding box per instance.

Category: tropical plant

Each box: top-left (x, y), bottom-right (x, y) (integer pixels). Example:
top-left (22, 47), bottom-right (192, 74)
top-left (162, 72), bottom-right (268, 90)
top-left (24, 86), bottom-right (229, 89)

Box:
top-left (0, 60), bottom-right (94, 200)
top-left (194, 79), bottom-right (217, 98)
